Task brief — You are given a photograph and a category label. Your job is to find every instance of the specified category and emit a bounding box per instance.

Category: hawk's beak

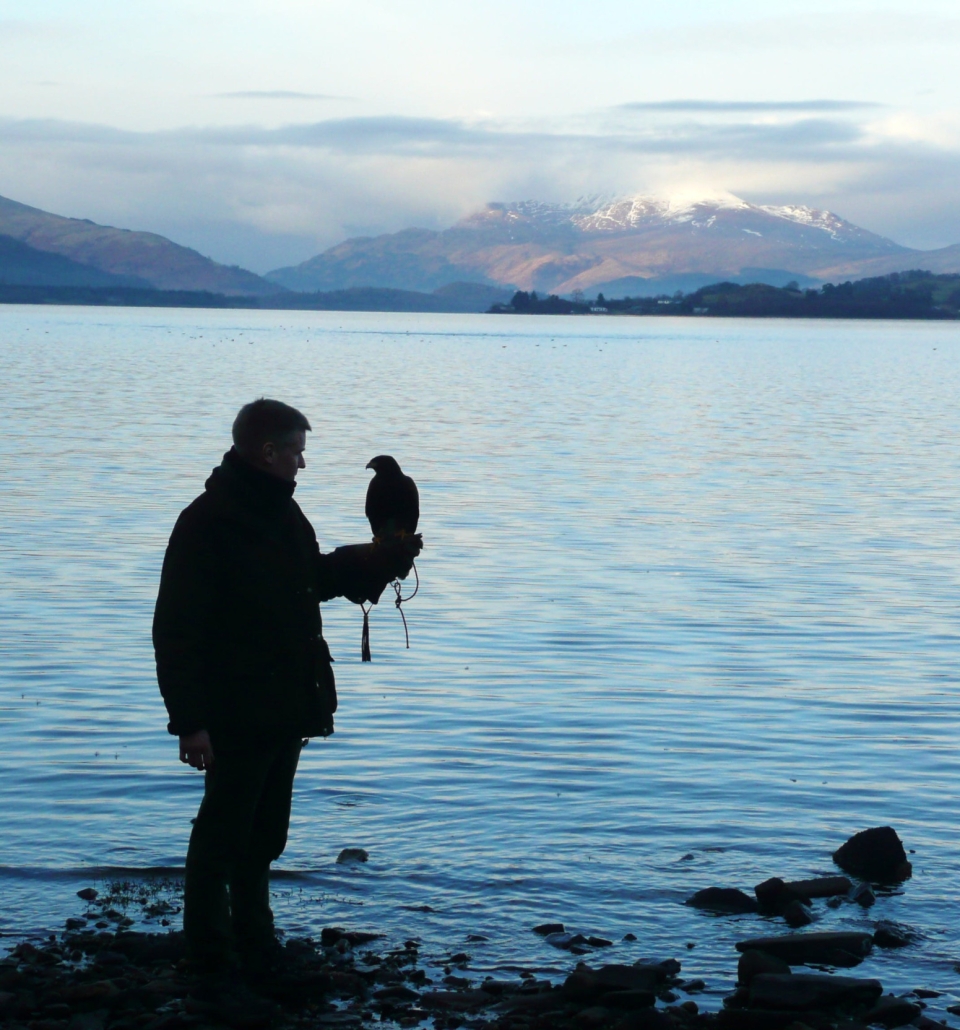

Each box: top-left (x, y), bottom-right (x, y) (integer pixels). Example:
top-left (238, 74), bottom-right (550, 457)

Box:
top-left (365, 461), bottom-right (374, 470)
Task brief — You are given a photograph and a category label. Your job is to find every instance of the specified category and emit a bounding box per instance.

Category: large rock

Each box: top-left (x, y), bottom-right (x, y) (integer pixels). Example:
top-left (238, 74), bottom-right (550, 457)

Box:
top-left (687, 888), bottom-right (758, 914)
top-left (564, 964), bottom-right (667, 1003)
top-left (783, 876), bottom-right (851, 899)
top-left (865, 995), bottom-right (923, 1027)
top-left (781, 901), bottom-right (813, 928)
top-left (737, 950), bottom-right (791, 985)
top-left (872, 921), bottom-right (916, 949)
top-left (832, 827), bottom-right (912, 882)
top-left (735, 931), bottom-right (873, 967)
top-left (748, 973), bottom-right (882, 1011)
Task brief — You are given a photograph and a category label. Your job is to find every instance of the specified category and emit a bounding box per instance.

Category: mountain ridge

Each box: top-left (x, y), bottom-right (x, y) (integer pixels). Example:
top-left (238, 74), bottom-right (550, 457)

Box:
top-left (0, 195), bottom-right (280, 296)
top-left (267, 192), bottom-right (960, 296)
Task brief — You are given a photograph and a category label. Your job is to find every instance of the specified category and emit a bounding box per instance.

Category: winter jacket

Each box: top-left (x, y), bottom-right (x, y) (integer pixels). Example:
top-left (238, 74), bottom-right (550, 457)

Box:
top-left (153, 448), bottom-right (400, 741)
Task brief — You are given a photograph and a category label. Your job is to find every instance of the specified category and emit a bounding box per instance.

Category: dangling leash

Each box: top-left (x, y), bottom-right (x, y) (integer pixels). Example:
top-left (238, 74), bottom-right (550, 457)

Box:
top-left (392, 559), bottom-right (419, 649)
top-left (360, 559), bottom-right (419, 661)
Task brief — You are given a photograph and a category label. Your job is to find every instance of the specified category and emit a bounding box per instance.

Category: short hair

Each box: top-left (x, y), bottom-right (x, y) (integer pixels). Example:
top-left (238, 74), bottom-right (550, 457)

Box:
top-left (232, 398), bottom-right (311, 457)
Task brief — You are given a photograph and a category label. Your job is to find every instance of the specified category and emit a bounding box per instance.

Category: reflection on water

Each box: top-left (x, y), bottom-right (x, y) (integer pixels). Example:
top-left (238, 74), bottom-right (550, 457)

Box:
top-left (1, 308), bottom-right (960, 1004)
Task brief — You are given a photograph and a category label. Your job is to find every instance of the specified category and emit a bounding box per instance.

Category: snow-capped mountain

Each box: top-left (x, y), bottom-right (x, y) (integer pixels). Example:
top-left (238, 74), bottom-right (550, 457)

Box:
top-left (268, 192), bottom-right (959, 296)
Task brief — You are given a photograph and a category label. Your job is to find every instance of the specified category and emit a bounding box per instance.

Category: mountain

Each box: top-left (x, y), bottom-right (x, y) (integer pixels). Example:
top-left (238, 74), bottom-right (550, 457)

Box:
top-left (0, 195), bottom-right (280, 296)
top-left (0, 234), bottom-right (150, 288)
top-left (267, 191), bottom-right (960, 296)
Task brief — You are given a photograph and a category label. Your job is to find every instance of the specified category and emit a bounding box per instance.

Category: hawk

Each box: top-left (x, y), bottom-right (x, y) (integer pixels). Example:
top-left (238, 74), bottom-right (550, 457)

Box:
top-left (365, 455), bottom-right (420, 540)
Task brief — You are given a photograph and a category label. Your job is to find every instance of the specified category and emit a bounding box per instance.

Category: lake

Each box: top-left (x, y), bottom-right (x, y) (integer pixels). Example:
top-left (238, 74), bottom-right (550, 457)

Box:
top-left (1, 306), bottom-right (959, 1008)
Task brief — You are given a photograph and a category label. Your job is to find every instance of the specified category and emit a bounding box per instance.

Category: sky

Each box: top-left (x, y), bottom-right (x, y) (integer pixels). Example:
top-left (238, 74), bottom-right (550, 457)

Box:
top-left (1, 0), bottom-right (959, 273)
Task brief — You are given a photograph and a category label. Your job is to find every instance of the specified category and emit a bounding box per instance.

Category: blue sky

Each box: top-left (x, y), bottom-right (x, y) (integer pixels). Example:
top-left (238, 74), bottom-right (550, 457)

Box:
top-left (1, 0), bottom-right (958, 271)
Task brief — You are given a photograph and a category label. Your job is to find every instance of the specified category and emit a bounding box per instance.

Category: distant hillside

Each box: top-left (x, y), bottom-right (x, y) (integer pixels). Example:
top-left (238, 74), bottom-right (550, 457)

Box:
top-left (0, 234), bottom-right (149, 288)
top-left (0, 195), bottom-right (279, 296)
top-left (0, 280), bottom-right (511, 313)
top-left (491, 271), bottom-right (960, 320)
top-left (268, 192), bottom-right (960, 296)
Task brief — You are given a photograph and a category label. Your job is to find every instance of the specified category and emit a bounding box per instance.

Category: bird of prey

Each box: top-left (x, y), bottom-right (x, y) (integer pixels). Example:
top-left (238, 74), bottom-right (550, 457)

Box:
top-left (365, 455), bottom-right (419, 540)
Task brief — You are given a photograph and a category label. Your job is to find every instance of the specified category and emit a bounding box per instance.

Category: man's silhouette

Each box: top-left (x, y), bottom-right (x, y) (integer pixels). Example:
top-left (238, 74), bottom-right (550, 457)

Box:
top-left (153, 399), bottom-right (419, 975)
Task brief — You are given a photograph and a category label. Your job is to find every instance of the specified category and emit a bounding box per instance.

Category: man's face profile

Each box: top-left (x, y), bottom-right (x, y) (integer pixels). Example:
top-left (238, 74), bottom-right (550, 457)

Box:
top-left (262, 431), bottom-right (307, 482)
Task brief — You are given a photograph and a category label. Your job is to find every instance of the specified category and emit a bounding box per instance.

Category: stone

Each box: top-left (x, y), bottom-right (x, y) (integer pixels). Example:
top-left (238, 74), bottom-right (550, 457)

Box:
top-left (419, 989), bottom-right (496, 1011)
top-left (336, 848), bottom-right (369, 863)
top-left (754, 878), bottom-right (796, 913)
top-left (68, 1015), bottom-right (105, 1030)
top-left (738, 950), bottom-right (791, 986)
top-left (864, 996), bottom-right (922, 1027)
top-left (564, 964), bottom-right (664, 1003)
top-left (533, 923), bottom-right (565, 936)
top-left (914, 989), bottom-right (940, 998)
top-left (93, 950), bottom-right (128, 967)
top-left (577, 1005), bottom-right (614, 1027)
top-left (782, 902), bottom-right (813, 929)
top-left (623, 933), bottom-right (638, 942)
top-left (832, 827), bottom-right (912, 882)
top-left (783, 877), bottom-right (852, 899)
top-left (373, 985), bottom-right (420, 1002)
top-left (603, 990), bottom-right (659, 1010)
top-left (61, 981), bottom-right (121, 1003)
top-left (680, 980), bottom-right (705, 993)
top-left (687, 888), bottom-right (758, 914)
top-left (613, 1009), bottom-right (675, 1030)
top-left (544, 932), bottom-right (589, 951)
top-left (850, 883), bottom-right (875, 908)
top-left (735, 932), bottom-right (873, 967)
top-left (748, 973), bottom-right (882, 1011)
top-left (716, 1010), bottom-right (804, 1030)
top-left (587, 937), bottom-right (614, 948)
top-left (77, 889), bottom-right (98, 903)
top-left (320, 927), bottom-right (382, 947)
top-left (64, 919), bottom-right (87, 931)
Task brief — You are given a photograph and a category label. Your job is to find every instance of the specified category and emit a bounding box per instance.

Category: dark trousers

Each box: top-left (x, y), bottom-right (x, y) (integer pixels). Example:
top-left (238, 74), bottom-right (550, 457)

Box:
top-left (183, 735), bottom-right (302, 964)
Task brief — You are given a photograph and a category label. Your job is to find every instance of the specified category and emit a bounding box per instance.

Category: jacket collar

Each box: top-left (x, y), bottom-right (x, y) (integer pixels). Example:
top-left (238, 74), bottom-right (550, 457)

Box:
top-left (206, 447), bottom-right (296, 518)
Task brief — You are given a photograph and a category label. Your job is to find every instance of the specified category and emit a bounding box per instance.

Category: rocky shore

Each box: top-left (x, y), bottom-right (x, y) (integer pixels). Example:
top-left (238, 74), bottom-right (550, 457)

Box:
top-left (2, 827), bottom-right (953, 1030)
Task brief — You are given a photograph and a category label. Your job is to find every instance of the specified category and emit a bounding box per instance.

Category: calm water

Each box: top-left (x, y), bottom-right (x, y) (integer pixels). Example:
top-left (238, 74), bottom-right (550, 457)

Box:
top-left (2, 307), bottom-right (960, 1007)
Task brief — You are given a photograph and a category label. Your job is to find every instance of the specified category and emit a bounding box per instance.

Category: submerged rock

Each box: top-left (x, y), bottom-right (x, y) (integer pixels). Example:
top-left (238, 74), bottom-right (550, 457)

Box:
top-left (832, 826), bottom-right (912, 882)
top-left (851, 882), bottom-right (876, 907)
top-left (533, 922), bottom-right (565, 936)
top-left (735, 931), bottom-right (873, 967)
top-left (687, 888), bottom-right (759, 914)
top-left (336, 847), bottom-right (369, 864)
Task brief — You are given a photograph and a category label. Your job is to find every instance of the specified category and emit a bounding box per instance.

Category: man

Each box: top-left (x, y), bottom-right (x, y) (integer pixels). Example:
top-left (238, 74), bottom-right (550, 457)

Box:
top-left (153, 399), bottom-right (420, 976)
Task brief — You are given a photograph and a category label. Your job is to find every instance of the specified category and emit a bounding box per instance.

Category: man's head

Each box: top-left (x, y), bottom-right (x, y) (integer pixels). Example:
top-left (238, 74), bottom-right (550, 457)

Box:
top-left (232, 398), bottom-right (311, 482)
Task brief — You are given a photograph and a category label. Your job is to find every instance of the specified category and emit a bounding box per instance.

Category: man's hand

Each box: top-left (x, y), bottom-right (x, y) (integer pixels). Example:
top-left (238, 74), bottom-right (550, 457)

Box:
top-left (381, 533), bottom-right (423, 580)
top-left (179, 729), bottom-right (215, 771)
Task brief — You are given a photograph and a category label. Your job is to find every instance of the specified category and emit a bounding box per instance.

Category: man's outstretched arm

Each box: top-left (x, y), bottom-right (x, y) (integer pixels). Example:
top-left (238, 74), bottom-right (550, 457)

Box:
top-left (315, 535), bottom-right (423, 604)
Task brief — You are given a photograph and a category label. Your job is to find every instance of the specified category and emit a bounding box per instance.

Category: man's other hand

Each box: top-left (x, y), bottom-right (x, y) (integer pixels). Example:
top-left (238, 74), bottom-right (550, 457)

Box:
top-left (179, 730), bottom-right (215, 770)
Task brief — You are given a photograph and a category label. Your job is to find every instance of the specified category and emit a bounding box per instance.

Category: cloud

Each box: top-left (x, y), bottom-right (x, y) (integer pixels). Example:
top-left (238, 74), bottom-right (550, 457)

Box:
top-left (213, 91), bottom-right (353, 101)
top-left (619, 100), bottom-right (883, 113)
top-left (0, 104), bottom-right (957, 270)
